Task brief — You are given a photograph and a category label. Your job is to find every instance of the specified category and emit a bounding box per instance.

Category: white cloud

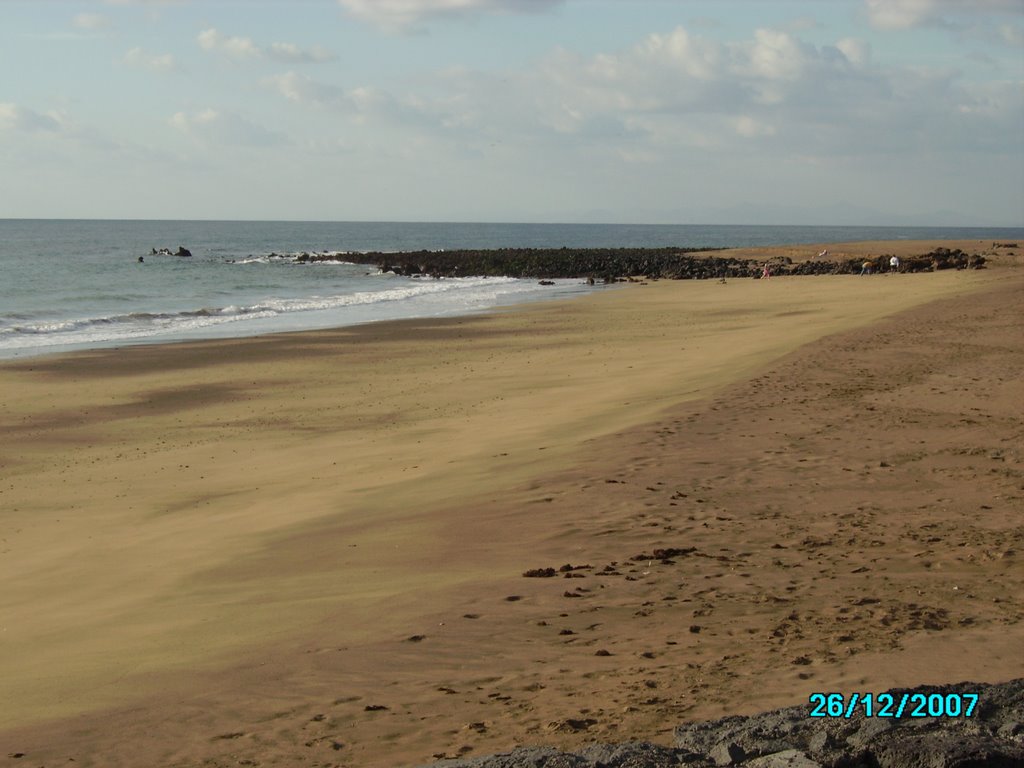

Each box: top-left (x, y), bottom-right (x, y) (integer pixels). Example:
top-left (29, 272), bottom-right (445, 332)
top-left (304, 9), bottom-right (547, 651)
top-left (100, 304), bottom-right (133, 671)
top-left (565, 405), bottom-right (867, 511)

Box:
top-left (169, 108), bottom-right (211, 131)
top-left (263, 71), bottom-right (399, 120)
top-left (530, 26), bottom-right (822, 123)
top-left (263, 72), bottom-right (351, 108)
top-left (257, 18), bottom-right (1021, 180)
top-left (268, 42), bottom-right (334, 63)
top-left (865, 0), bottom-right (938, 30)
top-left (197, 28), bottom-right (334, 63)
top-left (999, 23), bottom-right (1024, 47)
top-left (734, 115), bottom-right (776, 138)
top-left (636, 26), bottom-right (721, 81)
top-left (744, 28), bottom-right (808, 80)
top-left (0, 103), bottom-right (64, 133)
top-left (197, 28), bottom-right (260, 59)
top-left (337, 0), bottom-right (564, 29)
top-left (170, 109), bottom-right (287, 147)
top-left (124, 47), bottom-right (176, 72)
top-left (103, 0), bottom-right (188, 5)
top-left (864, 0), bottom-right (1022, 31)
top-left (835, 38), bottom-right (870, 67)
top-left (73, 13), bottom-right (111, 30)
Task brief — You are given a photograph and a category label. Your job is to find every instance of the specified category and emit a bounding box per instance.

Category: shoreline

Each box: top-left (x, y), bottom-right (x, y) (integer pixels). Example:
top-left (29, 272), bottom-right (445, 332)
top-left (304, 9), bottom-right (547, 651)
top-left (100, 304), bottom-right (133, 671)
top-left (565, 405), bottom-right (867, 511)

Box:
top-left (1, 244), bottom-right (1021, 766)
top-left (3, 237), bottom-right (1016, 364)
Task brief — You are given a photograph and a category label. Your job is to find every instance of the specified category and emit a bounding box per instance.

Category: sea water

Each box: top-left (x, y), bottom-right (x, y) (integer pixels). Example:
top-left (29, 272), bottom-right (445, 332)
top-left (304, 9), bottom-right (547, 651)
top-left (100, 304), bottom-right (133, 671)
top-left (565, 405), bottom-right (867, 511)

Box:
top-left (1, 220), bottom-right (1020, 360)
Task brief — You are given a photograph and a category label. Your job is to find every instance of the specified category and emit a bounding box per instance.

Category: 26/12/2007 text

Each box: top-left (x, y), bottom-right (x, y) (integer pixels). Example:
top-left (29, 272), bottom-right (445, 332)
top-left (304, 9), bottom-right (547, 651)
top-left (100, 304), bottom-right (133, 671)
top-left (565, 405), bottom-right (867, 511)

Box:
top-left (808, 692), bottom-right (979, 719)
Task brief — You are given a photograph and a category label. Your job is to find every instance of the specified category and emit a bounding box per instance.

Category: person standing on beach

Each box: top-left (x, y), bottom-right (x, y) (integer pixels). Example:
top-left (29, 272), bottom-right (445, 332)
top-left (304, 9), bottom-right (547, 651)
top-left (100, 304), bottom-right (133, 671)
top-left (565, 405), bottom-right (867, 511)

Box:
top-left (761, 262), bottom-right (771, 279)
top-left (890, 255), bottom-right (900, 273)
top-left (860, 260), bottom-right (873, 275)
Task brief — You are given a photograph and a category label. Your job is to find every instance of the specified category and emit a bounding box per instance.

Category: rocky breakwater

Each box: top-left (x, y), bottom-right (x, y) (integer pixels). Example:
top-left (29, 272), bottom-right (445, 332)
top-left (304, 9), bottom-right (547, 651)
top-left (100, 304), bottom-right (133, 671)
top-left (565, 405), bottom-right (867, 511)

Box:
top-left (370, 247), bottom-right (735, 281)
top-left (425, 678), bottom-right (1024, 767)
top-left (300, 247), bottom-right (748, 280)
top-left (296, 246), bottom-right (986, 281)
top-left (852, 248), bottom-right (988, 274)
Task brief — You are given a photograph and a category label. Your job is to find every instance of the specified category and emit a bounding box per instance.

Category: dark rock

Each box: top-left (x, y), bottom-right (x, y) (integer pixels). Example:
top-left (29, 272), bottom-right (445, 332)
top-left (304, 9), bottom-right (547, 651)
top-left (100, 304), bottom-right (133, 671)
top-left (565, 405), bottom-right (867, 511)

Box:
top-left (524, 568), bottom-right (559, 578)
top-left (306, 245), bottom-right (991, 280)
top-left (631, 547), bottom-right (697, 562)
top-left (551, 718), bottom-right (599, 733)
top-left (175, 246), bottom-right (192, 257)
top-left (710, 741), bottom-right (746, 765)
top-left (745, 750), bottom-right (821, 767)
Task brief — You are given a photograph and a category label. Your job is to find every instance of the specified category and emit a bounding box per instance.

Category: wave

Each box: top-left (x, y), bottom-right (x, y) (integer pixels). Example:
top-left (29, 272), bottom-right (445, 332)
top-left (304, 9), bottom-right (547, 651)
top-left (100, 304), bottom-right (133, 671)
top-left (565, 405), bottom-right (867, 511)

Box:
top-left (226, 250), bottom-right (360, 265)
top-left (0, 276), bottom-right (526, 351)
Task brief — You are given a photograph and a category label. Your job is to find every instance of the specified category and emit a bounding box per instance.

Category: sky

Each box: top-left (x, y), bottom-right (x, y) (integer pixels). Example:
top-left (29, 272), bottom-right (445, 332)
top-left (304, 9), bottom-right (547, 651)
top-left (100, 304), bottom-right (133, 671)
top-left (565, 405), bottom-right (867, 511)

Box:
top-left (1, 0), bottom-right (1022, 225)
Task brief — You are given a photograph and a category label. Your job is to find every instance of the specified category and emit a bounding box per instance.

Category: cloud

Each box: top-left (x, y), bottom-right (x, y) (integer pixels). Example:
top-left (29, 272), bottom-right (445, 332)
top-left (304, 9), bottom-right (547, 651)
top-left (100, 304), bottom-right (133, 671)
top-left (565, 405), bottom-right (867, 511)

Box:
top-left (337, 0), bottom-right (564, 29)
top-left (864, 0), bottom-right (939, 30)
top-left (73, 13), bottom-right (111, 30)
top-left (124, 47), bottom-right (176, 72)
top-left (263, 71), bottom-right (350, 107)
top-left (103, 0), bottom-right (188, 5)
top-left (0, 102), bottom-right (122, 154)
top-left (528, 26), bottom-right (836, 124)
top-left (863, 0), bottom-right (1022, 31)
top-left (744, 28), bottom-right (811, 80)
top-left (170, 109), bottom-right (288, 147)
top-left (0, 103), bottom-right (64, 133)
top-left (197, 28), bottom-right (333, 63)
top-left (734, 115), bottom-right (776, 138)
top-left (1000, 23), bottom-right (1024, 47)
top-left (505, 24), bottom-right (1018, 158)
top-left (835, 38), bottom-right (870, 67)
top-left (197, 28), bottom-right (260, 59)
top-left (268, 42), bottom-right (335, 63)
top-left (260, 18), bottom-right (1021, 173)
top-left (262, 71), bottom-right (389, 114)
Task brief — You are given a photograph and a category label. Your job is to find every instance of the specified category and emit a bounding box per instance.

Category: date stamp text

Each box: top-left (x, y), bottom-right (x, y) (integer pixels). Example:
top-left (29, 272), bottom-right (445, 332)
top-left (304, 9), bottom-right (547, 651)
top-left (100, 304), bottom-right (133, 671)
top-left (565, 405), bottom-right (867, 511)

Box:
top-left (808, 692), bottom-right (979, 719)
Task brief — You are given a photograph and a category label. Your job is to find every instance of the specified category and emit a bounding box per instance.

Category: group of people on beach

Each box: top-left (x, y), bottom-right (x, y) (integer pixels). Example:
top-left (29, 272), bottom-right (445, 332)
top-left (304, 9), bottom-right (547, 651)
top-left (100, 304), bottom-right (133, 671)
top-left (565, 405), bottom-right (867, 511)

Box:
top-left (861, 255), bottom-right (901, 275)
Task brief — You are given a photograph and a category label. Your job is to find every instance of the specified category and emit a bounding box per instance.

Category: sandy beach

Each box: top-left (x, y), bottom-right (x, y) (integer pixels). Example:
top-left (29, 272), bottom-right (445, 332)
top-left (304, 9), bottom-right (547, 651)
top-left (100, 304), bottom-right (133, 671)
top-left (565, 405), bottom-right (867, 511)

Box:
top-left (1, 240), bottom-right (1021, 767)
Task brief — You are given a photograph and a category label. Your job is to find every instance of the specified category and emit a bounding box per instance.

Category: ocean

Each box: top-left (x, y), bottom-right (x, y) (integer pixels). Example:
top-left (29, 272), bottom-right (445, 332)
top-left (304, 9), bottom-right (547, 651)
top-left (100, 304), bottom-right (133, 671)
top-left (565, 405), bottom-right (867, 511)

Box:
top-left (1, 219), bottom-right (1020, 360)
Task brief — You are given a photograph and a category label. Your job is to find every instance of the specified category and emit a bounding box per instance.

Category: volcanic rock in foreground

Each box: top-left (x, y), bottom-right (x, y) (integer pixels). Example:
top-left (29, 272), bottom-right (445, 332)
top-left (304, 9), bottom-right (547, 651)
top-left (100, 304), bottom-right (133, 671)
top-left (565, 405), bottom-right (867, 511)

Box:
top-left (425, 679), bottom-right (1024, 767)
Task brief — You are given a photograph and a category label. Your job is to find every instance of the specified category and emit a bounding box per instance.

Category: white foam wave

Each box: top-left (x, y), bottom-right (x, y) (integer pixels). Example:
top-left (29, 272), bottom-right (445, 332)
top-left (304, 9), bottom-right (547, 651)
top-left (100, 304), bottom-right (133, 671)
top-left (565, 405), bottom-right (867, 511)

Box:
top-left (0, 275), bottom-right (550, 354)
top-left (228, 250), bottom-right (360, 265)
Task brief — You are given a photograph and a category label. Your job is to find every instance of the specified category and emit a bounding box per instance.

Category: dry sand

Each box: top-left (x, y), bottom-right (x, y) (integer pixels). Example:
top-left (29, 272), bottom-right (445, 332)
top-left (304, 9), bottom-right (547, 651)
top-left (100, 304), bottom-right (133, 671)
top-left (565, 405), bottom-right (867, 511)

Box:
top-left (0, 240), bottom-right (1021, 766)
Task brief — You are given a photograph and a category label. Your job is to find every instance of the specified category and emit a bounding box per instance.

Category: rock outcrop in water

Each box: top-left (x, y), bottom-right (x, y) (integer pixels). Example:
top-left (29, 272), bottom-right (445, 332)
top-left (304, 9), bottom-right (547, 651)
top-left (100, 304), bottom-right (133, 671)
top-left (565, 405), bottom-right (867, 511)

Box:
top-left (424, 678), bottom-right (1024, 768)
top-left (296, 247), bottom-right (986, 280)
top-left (148, 246), bottom-right (193, 257)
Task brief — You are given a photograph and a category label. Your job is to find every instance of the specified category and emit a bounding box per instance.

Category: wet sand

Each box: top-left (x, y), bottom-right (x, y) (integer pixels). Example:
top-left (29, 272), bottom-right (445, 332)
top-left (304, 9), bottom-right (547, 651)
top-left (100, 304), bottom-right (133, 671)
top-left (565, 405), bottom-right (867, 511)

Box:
top-left (0, 240), bottom-right (1021, 766)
